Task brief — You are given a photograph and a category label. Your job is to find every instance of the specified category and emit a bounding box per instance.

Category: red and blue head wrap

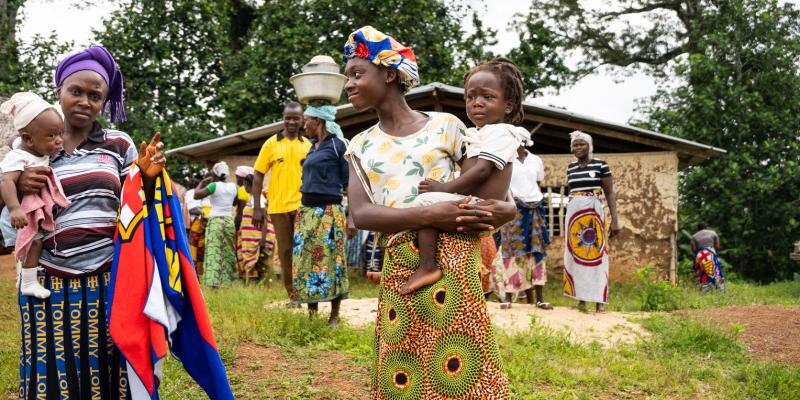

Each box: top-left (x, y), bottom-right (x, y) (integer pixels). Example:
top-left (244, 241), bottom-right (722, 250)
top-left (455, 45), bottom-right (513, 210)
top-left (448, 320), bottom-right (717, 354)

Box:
top-left (54, 45), bottom-right (126, 123)
top-left (343, 26), bottom-right (420, 92)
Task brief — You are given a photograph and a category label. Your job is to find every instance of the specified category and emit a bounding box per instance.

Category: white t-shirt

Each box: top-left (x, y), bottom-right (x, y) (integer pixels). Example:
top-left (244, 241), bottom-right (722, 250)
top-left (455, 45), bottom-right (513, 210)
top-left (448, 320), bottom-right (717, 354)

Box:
top-left (185, 189), bottom-right (200, 210)
top-left (510, 152), bottom-right (544, 203)
top-left (206, 181), bottom-right (237, 218)
top-left (463, 123), bottom-right (521, 170)
top-left (0, 148), bottom-right (49, 172)
top-left (346, 112), bottom-right (464, 208)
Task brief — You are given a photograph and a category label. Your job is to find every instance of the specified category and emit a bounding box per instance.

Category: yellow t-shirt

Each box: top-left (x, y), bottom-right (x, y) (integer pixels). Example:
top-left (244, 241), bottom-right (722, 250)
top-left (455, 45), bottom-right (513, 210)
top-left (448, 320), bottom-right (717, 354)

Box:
top-left (237, 185), bottom-right (251, 202)
top-left (253, 132), bottom-right (311, 214)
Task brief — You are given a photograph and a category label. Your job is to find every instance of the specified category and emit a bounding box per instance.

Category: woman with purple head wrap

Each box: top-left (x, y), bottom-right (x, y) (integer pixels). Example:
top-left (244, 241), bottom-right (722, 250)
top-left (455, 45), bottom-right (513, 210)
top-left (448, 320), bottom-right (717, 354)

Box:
top-left (15, 44), bottom-right (166, 398)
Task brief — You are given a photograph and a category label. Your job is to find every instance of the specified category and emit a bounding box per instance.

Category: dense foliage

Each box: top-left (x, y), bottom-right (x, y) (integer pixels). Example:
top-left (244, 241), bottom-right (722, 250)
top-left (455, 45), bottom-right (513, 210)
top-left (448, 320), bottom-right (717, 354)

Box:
top-left (526, 0), bottom-right (800, 281)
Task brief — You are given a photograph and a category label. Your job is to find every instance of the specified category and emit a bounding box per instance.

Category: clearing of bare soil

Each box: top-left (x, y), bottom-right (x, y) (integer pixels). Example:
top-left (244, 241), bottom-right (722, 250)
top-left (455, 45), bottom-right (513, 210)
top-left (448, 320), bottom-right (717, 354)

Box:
top-left (231, 342), bottom-right (370, 399)
top-left (278, 298), bottom-right (651, 347)
top-left (679, 305), bottom-right (800, 367)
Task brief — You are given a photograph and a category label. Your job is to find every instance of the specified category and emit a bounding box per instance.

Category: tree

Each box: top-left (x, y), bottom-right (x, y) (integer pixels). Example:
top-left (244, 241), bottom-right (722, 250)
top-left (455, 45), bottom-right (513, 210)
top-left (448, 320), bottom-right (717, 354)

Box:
top-left (219, 0), bottom-right (485, 132)
top-left (0, 0), bottom-right (24, 95)
top-left (524, 0), bottom-right (800, 281)
top-left (1, 1), bottom-right (72, 97)
top-left (506, 7), bottom-right (571, 96)
top-left (92, 0), bottom-right (234, 180)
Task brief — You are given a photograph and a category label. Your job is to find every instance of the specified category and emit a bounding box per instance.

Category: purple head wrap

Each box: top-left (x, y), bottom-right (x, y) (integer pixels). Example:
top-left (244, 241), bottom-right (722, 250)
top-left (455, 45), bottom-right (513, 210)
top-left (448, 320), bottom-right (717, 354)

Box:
top-left (54, 45), bottom-right (126, 123)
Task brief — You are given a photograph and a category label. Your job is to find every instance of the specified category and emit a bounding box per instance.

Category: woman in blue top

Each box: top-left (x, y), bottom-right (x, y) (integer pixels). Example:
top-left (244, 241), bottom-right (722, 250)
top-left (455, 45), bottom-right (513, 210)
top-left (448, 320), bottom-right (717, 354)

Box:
top-left (291, 105), bottom-right (350, 325)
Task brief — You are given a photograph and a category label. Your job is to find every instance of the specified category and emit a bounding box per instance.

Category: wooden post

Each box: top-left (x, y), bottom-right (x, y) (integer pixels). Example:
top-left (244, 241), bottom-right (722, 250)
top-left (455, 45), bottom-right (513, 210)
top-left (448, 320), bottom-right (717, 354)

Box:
top-left (547, 187), bottom-right (554, 236)
top-left (558, 186), bottom-right (565, 236)
top-left (669, 231), bottom-right (678, 285)
top-left (432, 88), bottom-right (443, 112)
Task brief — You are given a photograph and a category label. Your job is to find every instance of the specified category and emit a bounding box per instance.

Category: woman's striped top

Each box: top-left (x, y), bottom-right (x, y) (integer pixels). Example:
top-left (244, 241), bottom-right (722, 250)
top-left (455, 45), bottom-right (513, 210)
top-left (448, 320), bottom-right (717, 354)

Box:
top-left (40, 122), bottom-right (138, 276)
top-left (566, 159), bottom-right (611, 193)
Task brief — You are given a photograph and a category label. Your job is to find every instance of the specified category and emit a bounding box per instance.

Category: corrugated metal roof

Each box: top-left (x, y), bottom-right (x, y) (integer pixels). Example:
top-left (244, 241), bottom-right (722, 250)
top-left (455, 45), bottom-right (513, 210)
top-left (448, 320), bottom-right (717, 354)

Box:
top-left (168, 82), bottom-right (725, 163)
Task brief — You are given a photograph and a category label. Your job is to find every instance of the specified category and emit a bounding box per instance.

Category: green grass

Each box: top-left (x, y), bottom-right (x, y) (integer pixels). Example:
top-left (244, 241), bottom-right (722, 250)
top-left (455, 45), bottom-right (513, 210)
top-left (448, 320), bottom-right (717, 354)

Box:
top-left (1, 272), bottom-right (798, 399)
top-left (532, 270), bottom-right (800, 312)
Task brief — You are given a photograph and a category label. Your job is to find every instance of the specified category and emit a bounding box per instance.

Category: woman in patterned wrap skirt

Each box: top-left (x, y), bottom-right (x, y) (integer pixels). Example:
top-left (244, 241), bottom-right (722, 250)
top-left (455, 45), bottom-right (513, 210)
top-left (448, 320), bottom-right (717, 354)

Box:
top-left (343, 26), bottom-right (516, 399)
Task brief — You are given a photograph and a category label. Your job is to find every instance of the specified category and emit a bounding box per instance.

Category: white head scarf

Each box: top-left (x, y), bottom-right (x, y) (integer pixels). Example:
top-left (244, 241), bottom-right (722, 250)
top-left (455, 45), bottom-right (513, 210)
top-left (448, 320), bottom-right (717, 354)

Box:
top-left (0, 92), bottom-right (57, 131)
top-left (212, 161), bottom-right (229, 179)
top-left (513, 126), bottom-right (534, 147)
top-left (569, 130), bottom-right (593, 158)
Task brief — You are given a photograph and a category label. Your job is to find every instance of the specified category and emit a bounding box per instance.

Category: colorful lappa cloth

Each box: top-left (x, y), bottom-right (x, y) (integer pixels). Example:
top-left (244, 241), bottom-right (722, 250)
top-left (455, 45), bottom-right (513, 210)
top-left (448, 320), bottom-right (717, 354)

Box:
top-left (237, 204), bottom-right (275, 280)
top-left (562, 192), bottom-right (609, 304)
top-left (108, 164), bottom-right (234, 400)
top-left (492, 201), bottom-right (550, 299)
top-left (343, 25), bottom-right (419, 91)
top-left (372, 231), bottom-right (508, 399)
top-left (202, 215), bottom-right (238, 288)
top-left (693, 247), bottom-right (725, 292)
top-left (291, 204), bottom-right (349, 303)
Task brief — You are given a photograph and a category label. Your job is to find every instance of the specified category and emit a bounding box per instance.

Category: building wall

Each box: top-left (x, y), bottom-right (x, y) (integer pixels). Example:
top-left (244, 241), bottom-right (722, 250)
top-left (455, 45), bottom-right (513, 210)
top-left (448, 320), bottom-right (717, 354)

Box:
top-left (218, 152), bottom-right (679, 282)
top-left (538, 151), bottom-right (679, 282)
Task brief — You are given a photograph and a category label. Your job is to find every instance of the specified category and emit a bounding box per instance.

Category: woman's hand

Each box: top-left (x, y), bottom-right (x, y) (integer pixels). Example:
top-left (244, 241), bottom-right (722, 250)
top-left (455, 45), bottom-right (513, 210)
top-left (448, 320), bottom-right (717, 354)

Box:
top-left (609, 220), bottom-right (621, 238)
top-left (198, 176), bottom-right (214, 188)
top-left (424, 197), bottom-right (513, 233)
top-left (460, 199), bottom-right (516, 230)
top-left (138, 132), bottom-right (166, 178)
top-left (17, 167), bottom-right (50, 195)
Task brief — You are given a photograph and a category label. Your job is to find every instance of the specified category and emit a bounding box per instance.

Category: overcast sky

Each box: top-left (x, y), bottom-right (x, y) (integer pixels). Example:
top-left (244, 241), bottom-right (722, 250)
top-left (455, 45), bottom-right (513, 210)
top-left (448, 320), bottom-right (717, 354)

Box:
top-left (17, 0), bottom-right (798, 126)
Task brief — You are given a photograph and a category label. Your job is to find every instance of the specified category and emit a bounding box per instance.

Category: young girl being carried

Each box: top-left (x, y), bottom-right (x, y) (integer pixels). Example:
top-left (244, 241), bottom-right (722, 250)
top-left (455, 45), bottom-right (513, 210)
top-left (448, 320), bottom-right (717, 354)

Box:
top-left (400, 57), bottom-right (529, 294)
top-left (0, 92), bottom-right (69, 299)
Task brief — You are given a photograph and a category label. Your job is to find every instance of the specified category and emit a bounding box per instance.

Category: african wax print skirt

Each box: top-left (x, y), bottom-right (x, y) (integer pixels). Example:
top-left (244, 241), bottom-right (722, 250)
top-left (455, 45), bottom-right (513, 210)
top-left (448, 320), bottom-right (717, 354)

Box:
top-left (201, 216), bottom-right (238, 288)
top-left (479, 235), bottom-right (496, 294)
top-left (562, 192), bottom-right (609, 303)
top-left (501, 201), bottom-right (549, 259)
top-left (236, 205), bottom-right (275, 280)
top-left (694, 247), bottom-right (725, 293)
top-left (372, 231), bottom-right (508, 399)
top-left (291, 204), bottom-right (349, 303)
top-left (19, 271), bottom-right (130, 399)
top-left (490, 201), bottom-right (549, 298)
top-left (189, 215), bottom-right (208, 275)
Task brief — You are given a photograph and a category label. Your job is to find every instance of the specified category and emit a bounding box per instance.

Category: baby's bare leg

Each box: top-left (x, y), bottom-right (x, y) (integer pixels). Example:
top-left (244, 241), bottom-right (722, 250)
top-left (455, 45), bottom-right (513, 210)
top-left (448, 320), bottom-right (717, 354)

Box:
top-left (19, 238), bottom-right (50, 299)
top-left (399, 228), bottom-right (443, 295)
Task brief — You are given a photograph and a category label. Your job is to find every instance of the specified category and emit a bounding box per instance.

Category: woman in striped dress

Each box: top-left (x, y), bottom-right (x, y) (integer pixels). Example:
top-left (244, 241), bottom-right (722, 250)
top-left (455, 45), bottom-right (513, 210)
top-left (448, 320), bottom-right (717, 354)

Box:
top-left (562, 131), bottom-right (620, 313)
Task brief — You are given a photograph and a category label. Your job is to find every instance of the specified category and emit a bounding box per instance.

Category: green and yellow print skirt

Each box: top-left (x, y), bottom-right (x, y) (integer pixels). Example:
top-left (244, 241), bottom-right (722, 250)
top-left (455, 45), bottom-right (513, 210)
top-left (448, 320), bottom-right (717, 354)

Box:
top-left (373, 232), bottom-right (509, 399)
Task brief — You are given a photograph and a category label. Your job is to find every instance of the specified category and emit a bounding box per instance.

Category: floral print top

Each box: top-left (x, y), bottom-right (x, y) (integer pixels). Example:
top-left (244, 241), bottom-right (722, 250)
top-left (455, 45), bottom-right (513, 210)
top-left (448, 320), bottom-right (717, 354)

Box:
top-left (346, 112), bottom-right (465, 208)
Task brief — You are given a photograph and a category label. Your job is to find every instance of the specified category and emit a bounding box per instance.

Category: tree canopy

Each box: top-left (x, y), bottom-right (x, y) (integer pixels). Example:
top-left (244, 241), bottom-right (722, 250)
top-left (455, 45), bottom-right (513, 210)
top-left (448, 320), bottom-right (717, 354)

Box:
top-left (528, 0), bottom-right (800, 281)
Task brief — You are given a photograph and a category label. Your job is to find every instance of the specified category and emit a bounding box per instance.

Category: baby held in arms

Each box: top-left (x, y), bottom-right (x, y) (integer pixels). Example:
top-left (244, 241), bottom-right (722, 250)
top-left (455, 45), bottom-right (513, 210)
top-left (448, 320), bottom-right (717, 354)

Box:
top-left (0, 92), bottom-right (69, 299)
top-left (400, 57), bottom-right (529, 295)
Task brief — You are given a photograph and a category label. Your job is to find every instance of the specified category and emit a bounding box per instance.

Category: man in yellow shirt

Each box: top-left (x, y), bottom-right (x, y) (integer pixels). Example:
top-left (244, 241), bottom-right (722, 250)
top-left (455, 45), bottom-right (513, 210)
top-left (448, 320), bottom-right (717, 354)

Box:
top-left (252, 102), bottom-right (311, 299)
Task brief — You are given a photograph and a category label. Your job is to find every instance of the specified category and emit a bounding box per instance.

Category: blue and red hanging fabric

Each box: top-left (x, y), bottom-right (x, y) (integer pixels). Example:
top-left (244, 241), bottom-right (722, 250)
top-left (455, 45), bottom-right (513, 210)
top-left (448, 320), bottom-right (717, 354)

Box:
top-left (108, 163), bottom-right (234, 399)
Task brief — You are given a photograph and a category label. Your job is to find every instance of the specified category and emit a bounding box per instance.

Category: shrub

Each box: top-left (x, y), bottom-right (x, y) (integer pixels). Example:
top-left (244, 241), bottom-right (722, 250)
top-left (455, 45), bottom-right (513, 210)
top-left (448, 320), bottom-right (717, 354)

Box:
top-left (632, 264), bottom-right (684, 311)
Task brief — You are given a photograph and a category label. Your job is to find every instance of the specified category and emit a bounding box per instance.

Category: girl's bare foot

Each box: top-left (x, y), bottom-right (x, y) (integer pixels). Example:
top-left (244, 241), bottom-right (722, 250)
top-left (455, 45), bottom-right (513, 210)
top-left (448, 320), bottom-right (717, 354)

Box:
top-left (399, 264), bottom-right (442, 295)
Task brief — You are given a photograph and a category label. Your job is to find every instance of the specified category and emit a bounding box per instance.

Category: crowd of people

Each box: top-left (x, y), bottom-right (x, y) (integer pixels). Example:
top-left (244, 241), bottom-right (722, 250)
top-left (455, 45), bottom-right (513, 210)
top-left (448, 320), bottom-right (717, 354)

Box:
top-left (0, 24), bottom-right (725, 399)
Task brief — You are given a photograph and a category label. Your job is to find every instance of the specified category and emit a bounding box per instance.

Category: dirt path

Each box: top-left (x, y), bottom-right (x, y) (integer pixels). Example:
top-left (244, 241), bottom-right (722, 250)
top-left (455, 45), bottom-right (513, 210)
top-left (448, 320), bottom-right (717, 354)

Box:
top-left (0, 254), bottom-right (16, 281)
top-left (285, 298), bottom-right (651, 347)
top-left (231, 342), bottom-right (370, 399)
top-left (679, 305), bottom-right (800, 367)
